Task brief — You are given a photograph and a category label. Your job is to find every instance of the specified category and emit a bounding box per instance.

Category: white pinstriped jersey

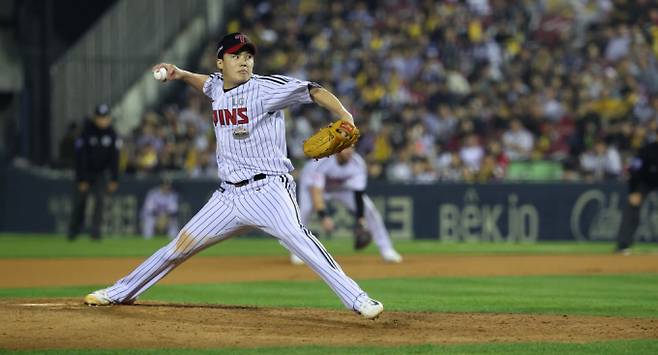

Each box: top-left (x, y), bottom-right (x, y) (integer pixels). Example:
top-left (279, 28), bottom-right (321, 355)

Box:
top-left (203, 73), bottom-right (314, 182)
top-left (301, 153), bottom-right (368, 192)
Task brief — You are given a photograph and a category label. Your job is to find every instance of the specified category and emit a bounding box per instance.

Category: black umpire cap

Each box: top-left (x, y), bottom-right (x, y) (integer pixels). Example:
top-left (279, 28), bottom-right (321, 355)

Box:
top-left (94, 103), bottom-right (111, 117)
top-left (216, 32), bottom-right (257, 58)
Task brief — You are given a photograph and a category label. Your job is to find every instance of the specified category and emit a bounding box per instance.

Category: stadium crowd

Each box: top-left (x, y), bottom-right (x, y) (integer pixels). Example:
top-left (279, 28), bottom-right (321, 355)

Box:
top-left (118, 0), bottom-right (658, 183)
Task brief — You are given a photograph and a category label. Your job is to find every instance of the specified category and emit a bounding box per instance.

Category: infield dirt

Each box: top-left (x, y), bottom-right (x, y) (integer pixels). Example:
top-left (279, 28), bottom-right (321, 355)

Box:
top-left (2, 254), bottom-right (658, 350)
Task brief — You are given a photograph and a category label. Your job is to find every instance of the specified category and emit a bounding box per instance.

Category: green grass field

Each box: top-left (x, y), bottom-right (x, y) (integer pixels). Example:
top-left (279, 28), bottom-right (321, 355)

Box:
top-left (3, 233), bottom-right (658, 258)
top-left (3, 341), bottom-right (658, 355)
top-left (1, 234), bottom-right (658, 354)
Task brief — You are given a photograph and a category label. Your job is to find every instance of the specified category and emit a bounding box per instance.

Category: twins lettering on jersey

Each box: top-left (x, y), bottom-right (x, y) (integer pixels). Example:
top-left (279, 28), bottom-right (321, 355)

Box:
top-left (213, 97), bottom-right (250, 126)
top-left (212, 107), bottom-right (249, 126)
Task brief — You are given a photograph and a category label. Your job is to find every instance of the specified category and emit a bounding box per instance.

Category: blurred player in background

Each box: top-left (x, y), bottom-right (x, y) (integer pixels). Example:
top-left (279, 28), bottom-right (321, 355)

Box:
top-left (67, 103), bottom-right (120, 241)
top-left (141, 177), bottom-right (179, 239)
top-left (291, 147), bottom-right (402, 265)
top-left (616, 136), bottom-right (658, 254)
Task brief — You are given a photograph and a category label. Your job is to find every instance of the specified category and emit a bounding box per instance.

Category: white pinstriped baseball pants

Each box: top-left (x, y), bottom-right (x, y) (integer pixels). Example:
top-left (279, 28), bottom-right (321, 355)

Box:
top-left (104, 174), bottom-right (368, 310)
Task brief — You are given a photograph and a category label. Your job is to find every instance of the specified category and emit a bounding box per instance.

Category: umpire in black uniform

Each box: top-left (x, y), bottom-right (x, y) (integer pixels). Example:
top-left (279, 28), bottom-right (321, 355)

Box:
top-left (67, 103), bottom-right (121, 241)
top-left (616, 137), bottom-right (658, 253)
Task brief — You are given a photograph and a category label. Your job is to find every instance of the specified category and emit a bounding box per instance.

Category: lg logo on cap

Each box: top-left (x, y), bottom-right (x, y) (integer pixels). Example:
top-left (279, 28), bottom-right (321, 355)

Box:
top-left (235, 34), bottom-right (247, 43)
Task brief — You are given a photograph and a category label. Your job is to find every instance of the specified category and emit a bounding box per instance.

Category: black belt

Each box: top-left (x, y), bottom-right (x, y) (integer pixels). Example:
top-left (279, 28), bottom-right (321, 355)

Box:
top-left (226, 173), bottom-right (267, 187)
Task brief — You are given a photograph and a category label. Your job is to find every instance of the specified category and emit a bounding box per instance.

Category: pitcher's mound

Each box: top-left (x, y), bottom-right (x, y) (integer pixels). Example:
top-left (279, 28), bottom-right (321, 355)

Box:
top-left (2, 298), bottom-right (657, 350)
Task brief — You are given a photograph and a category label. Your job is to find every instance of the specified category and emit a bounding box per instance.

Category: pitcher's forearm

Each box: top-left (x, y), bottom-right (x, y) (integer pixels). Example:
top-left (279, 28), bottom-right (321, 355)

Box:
top-left (310, 87), bottom-right (353, 123)
top-left (180, 70), bottom-right (210, 93)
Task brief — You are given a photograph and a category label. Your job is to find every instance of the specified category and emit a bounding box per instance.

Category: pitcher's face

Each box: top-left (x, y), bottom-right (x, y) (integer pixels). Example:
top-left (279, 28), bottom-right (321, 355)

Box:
top-left (217, 51), bottom-right (254, 86)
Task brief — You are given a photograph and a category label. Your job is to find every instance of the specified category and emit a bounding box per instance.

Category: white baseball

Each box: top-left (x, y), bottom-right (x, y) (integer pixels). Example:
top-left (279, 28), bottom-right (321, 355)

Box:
top-left (153, 67), bottom-right (167, 81)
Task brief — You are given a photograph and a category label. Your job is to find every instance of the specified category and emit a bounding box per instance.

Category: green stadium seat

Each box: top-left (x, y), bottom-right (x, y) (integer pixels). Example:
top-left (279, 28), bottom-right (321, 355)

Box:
top-left (506, 161), bottom-right (563, 181)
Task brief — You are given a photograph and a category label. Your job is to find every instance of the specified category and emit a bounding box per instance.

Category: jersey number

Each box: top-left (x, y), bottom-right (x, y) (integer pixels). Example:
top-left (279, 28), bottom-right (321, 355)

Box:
top-left (213, 108), bottom-right (249, 126)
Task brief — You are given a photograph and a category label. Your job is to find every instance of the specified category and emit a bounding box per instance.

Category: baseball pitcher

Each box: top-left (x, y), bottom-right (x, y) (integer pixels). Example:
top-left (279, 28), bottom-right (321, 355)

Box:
top-left (83, 32), bottom-right (383, 319)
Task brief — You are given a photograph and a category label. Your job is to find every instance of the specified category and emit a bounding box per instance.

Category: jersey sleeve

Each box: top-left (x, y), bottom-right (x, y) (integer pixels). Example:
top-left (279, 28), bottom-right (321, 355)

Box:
top-left (203, 72), bottom-right (223, 98)
top-left (260, 75), bottom-right (314, 111)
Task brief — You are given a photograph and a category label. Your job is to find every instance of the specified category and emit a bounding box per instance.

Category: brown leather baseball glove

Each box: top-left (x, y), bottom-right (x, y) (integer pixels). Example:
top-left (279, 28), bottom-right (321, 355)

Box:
top-left (303, 119), bottom-right (360, 159)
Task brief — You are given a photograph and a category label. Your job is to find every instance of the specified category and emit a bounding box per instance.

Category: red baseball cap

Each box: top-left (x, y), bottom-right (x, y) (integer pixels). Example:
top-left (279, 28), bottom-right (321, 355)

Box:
top-left (216, 32), bottom-right (257, 58)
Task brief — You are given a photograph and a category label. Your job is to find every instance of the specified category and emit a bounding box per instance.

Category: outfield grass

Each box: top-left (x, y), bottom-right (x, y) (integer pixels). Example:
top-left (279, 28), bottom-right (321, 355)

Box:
top-left (3, 340), bottom-right (658, 355)
top-left (1, 233), bottom-right (658, 258)
top-left (1, 274), bottom-right (657, 318)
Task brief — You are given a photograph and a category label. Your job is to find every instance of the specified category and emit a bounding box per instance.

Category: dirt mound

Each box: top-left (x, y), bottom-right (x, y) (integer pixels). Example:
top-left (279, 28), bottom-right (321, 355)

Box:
top-left (3, 254), bottom-right (658, 288)
top-left (2, 299), bottom-right (657, 350)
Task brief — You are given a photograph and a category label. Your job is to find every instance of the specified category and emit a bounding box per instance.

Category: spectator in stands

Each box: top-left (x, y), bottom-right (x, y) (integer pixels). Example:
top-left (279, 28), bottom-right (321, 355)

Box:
top-left (187, 144), bottom-right (217, 178)
top-left (431, 105), bottom-right (458, 144)
top-left (437, 151), bottom-right (466, 182)
top-left (459, 134), bottom-right (484, 172)
top-left (483, 141), bottom-right (509, 180)
top-left (476, 155), bottom-right (499, 182)
top-left (502, 119), bottom-right (534, 161)
top-left (111, 1), bottom-right (658, 183)
top-left (179, 93), bottom-right (209, 134)
top-left (411, 155), bottom-right (438, 184)
top-left (387, 150), bottom-right (414, 182)
top-left (369, 123), bottom-right (394, 165)
top-left (579, 139), bottom-right (622, 181)
top-left (135, 143), bottom-right (159, 174)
